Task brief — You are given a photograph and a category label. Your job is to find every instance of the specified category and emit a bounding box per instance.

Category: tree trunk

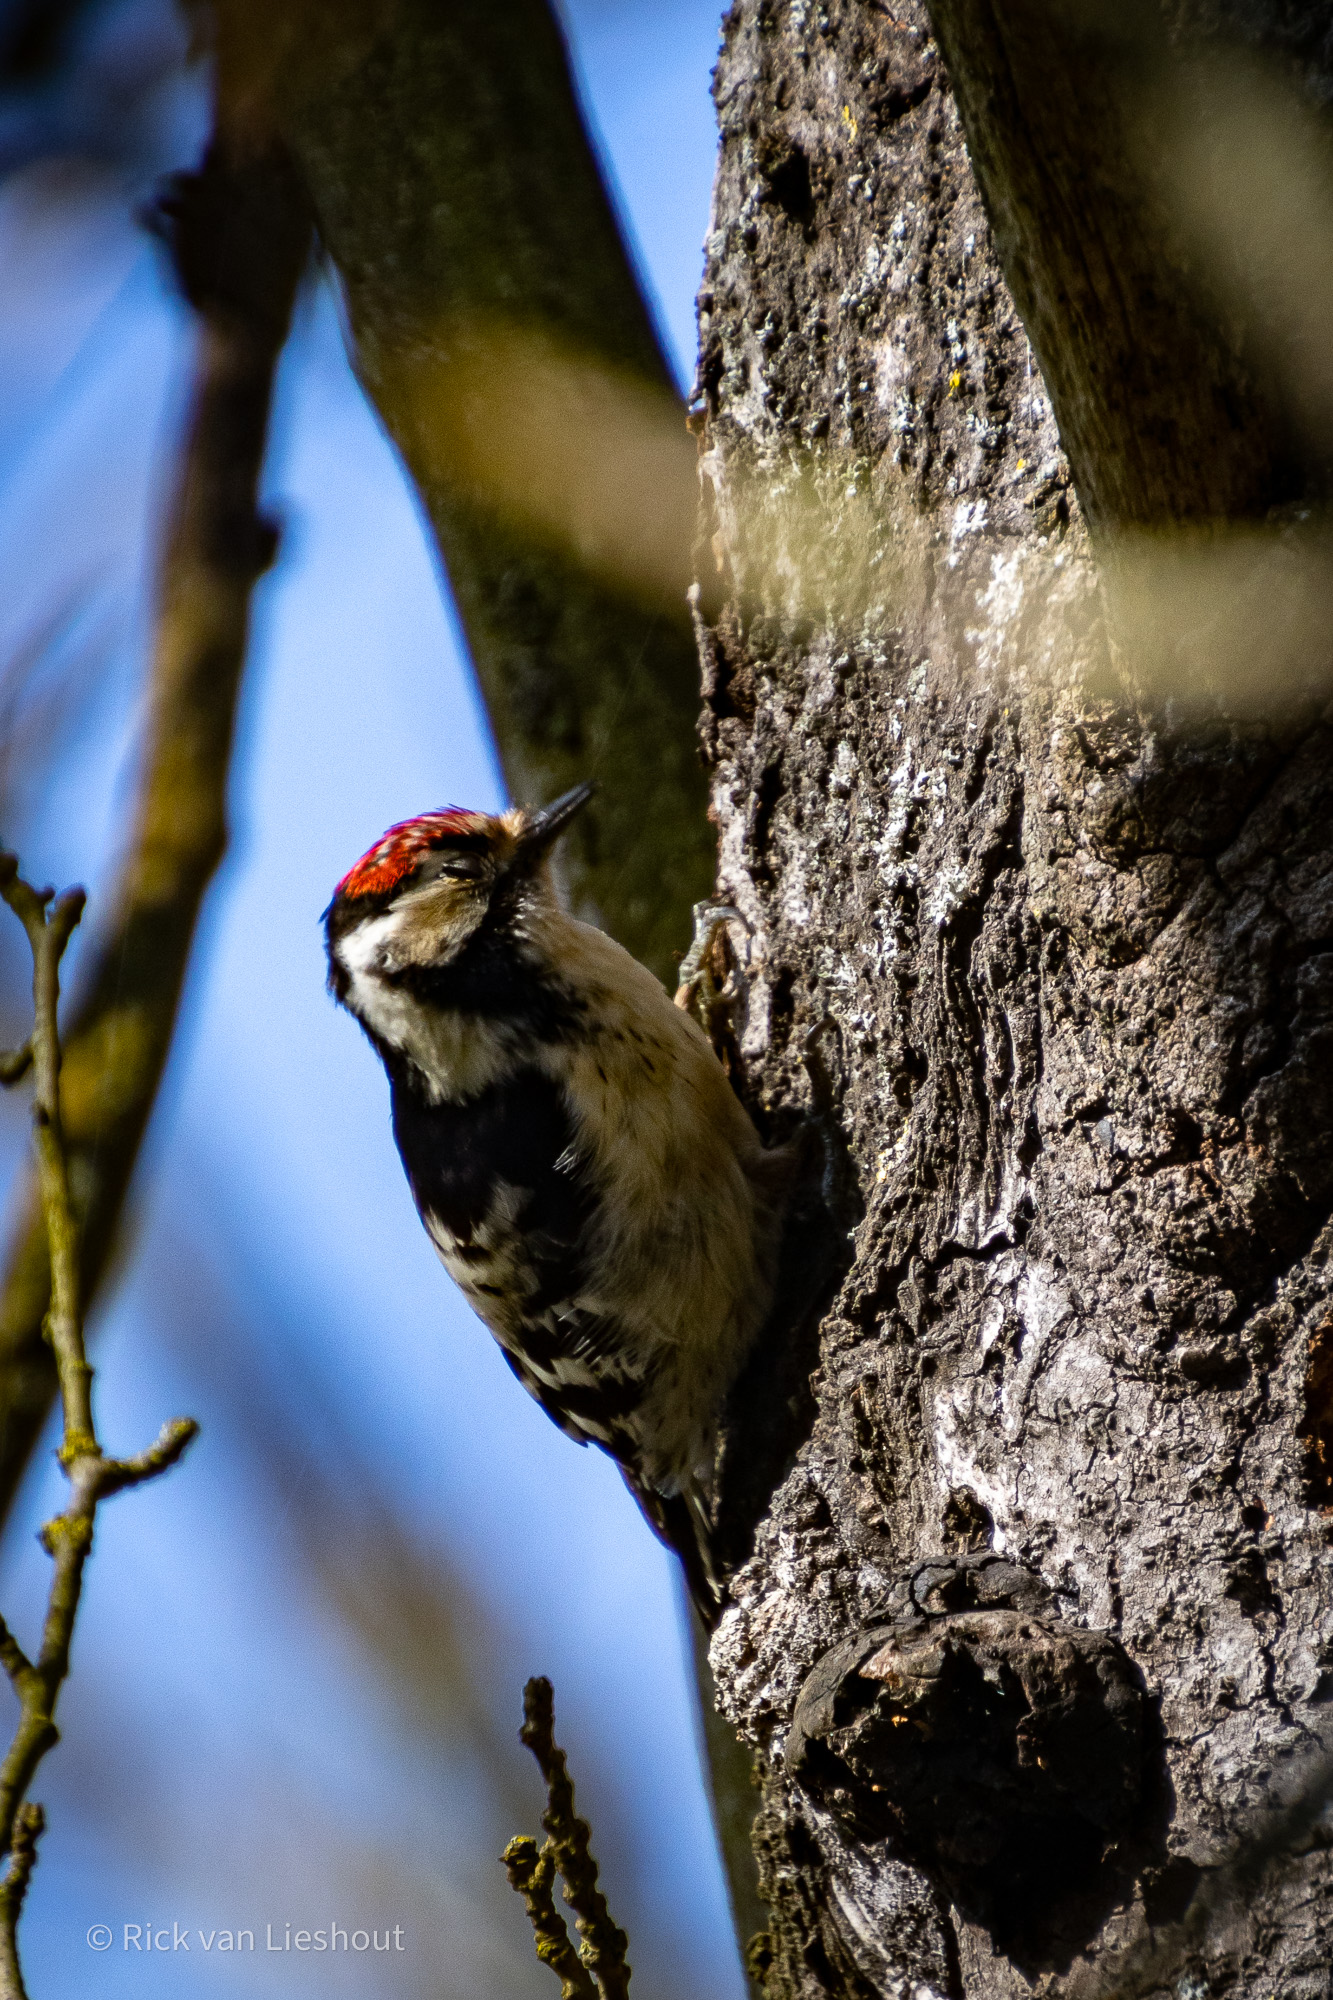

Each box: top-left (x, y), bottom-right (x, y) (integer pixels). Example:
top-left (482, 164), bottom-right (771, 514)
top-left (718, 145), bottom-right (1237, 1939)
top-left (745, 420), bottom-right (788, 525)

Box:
top-left (699, 3), bottom-right (1333, 1995)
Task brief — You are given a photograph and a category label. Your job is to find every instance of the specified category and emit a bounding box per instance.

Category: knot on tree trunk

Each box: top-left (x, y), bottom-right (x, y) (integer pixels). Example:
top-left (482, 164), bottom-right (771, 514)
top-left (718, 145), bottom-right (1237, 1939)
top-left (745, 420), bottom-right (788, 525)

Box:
top-left (787, 1555), bottom-right (1149, 1937)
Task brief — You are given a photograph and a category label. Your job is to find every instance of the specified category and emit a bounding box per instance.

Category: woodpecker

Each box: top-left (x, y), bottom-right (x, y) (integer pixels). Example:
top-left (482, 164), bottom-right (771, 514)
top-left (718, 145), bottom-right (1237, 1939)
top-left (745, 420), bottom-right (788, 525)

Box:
top-left (324, 783), bottom-right (786, 1611)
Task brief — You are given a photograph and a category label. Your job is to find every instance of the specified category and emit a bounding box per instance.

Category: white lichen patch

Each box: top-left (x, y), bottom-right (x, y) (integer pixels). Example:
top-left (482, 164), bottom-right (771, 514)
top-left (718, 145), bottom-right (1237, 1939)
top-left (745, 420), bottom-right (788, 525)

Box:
top-left (925, 865), bottom-right (968, 928)
top-left (829, 738), bottom-right (858, 796)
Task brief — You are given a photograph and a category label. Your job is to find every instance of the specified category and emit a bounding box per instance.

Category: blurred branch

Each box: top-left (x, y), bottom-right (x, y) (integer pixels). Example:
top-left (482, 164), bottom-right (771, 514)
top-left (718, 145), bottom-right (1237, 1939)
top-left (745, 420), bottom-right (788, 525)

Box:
top-left (203, 0), bottom-right (759, 1966)
top-left (924, 0), bottom-right (1333, 530)
top-left (0, 0), bottom-right (92, 86)
top-left (0, 105), bottom-right (311, 1528)
top-left (202, 2), bottom-right (762, 1961)
top-left (213, 0), bottom-right (714, 983)
top-left (0, 1804), bottom-right (41, 2000)
top-left (507, 1677), bottom-right (631, 2000)
top-left (0, 856), bottom-right (197, 1999)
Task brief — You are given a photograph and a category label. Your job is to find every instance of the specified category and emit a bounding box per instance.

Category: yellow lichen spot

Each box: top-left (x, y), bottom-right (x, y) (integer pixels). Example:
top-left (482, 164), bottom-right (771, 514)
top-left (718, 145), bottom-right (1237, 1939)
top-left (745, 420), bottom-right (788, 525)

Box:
top-left (1016, 457), bottom-right (1027, 470)
top-left (948, 369), bottom-right (962, 396)
top-left (842, 104), bottom-right (859, 141)
top-left (57, 1430), bottom-right (98, 1469)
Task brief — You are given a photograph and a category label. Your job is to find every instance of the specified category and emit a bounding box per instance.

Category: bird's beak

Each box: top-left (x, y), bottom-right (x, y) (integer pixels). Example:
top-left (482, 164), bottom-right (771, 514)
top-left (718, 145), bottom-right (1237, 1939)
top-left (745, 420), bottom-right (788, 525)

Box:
top-left (519, 781), bottom-right (596, 856)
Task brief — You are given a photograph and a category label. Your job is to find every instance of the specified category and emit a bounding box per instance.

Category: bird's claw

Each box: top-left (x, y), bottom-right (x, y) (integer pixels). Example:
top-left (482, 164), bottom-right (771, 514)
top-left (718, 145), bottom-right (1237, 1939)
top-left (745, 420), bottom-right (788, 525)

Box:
top-left (674, 902), bottom-right (747, 1045)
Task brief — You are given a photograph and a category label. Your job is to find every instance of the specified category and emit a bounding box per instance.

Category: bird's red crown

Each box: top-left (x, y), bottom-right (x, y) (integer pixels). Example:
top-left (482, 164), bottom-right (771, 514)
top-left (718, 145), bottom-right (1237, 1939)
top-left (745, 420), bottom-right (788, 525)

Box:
top-left (334, 809), bottom-right (491, 902)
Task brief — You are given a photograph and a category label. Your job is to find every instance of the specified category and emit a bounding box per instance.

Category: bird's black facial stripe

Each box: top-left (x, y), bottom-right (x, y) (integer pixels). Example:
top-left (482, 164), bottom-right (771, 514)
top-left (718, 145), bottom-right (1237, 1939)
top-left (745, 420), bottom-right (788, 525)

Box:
top-left (387, 925), bottom-right (585, 1041)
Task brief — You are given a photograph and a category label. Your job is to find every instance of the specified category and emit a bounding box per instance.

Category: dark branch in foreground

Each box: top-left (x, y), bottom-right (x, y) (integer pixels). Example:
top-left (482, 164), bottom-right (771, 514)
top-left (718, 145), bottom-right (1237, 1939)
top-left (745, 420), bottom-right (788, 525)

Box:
top-left (0, 858), bottom-right (198, 2000)
top-left (238, 0), bottom-right (715, 985)
top-left (0, 102), bottom-right (311, 1537)
top-left (925, 0), bottom-right (1333, 530)
top-left (504, 1676), bottom-right (631, 2000)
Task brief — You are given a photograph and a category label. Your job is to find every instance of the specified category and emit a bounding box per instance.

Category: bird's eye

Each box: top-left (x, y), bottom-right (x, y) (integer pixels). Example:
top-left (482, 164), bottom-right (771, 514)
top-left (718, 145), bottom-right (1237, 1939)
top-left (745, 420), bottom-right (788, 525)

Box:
top-left (427, 853), bottom-right (485, 882)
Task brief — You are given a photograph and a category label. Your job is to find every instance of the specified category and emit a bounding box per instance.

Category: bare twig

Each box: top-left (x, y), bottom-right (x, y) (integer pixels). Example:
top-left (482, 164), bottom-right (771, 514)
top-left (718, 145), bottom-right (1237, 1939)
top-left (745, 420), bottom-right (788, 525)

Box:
top-left (0, 1048), bottom-right (29, 1088)
top-left (0, 859), bottom-right (198, 1997)
top-left (502, 1836), bottom-right (597, 2000)
top-left (0, 1805), bottom-right (43, 2000)
top-left (0, 104), bottom-right (311, 1536)
top-left (507, 1676), bottom-right (631, 2000)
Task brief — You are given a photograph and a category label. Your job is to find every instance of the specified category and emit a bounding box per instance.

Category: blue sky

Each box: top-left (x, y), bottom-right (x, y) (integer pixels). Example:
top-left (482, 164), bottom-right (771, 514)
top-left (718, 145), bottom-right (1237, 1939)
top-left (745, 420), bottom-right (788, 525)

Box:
top-left (0, 3), bottom-right (742, 1994)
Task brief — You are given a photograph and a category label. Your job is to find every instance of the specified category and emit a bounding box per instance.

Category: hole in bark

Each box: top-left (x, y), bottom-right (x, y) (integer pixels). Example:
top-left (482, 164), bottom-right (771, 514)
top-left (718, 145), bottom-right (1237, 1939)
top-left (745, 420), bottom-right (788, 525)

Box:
top-left (872, 75), bottom-right (935, 126)
top-left (758, 141), bottom-right (815, 228)
top-left (892, 1042), bottom-right (927, 1109)
top-left (1303, 1315), bottom-right (1333, 1506)
top-left (768, 968), bottom-right (796, 1037)
top-left (1140, 1856), bottom-right (1203, 1927)
top-left (942, 1486), bottom-right (993, 1551)
top-left (750, 758), bottom-right (783, 880)
top-left (697, 334), bottom-right (723, 415)
top-left (1176, 1340), bottom-right (1248, 1390)
top-left (1224, 1547), bottom-right (1277, 1619)
top-left (788, 1560), bottom-right (1155, 1965)
top-left (702, 625), bottom-right (756, 726)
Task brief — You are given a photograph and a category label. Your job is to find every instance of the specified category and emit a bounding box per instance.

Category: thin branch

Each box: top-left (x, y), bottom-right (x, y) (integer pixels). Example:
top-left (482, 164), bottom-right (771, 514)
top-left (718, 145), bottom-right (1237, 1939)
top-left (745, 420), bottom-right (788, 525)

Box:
top-left (0, 101), bottom-right (311, 1537)
top-left (501, 1836), bottom-right (597, 2000)
top-left (518, 1676), bottom-right (631, 2000)
top-left (0, 860), bottom-right (199, 1999)
top-left (0, 862), bottom-right (93, 1454)
top-left (94, 1417), bottom-right (200, 1498)
top-left (0, 1806), bottom-right (42, 2000)
top-left (0, 1621), bottom-right (31, 1698)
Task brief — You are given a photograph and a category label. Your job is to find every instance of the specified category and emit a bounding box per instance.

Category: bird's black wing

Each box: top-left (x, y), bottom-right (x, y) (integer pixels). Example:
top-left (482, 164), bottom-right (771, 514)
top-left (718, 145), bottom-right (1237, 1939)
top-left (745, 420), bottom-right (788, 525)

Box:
top-left (390, 1060), bottom-right (720, 1615)
top-left (390, 1061), bottom-right (644, 1454)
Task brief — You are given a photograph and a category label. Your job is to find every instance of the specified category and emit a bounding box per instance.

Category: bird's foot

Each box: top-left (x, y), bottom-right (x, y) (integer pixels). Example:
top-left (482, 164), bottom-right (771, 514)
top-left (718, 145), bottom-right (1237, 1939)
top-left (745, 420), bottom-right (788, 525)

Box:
top-left (674, 902), bottom-right (748, 1052)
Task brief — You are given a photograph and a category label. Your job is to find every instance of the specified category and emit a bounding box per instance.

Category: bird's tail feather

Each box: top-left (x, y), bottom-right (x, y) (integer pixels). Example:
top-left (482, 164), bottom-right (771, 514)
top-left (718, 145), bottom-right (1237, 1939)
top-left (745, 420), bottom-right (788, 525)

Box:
top-left (619, 1468), bottom-right (722, 1627)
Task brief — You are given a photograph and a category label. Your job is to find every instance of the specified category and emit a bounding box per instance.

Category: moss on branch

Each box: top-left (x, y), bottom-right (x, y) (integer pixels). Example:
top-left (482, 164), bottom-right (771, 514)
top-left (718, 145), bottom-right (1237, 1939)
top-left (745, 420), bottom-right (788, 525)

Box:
top-left (504, 1677), bottom-right (632, 2000)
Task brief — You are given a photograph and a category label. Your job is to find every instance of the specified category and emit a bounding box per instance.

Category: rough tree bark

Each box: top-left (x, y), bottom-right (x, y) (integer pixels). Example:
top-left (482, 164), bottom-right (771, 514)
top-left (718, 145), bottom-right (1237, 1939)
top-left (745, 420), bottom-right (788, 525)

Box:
top-left (699, 3), bottom-right (1333, 1997)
